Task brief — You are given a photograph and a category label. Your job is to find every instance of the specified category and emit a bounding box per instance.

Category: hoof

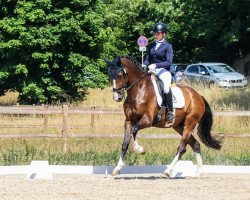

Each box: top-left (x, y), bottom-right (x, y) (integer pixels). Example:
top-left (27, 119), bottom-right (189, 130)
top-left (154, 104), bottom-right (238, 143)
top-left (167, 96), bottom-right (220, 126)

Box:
top-left (194, 172), bottom-right (202, 178)
top-left (140, 147), bottom-right (146, 155)
top-left (111, 169), bottom-right (120, 176)
top-left (161, 172), bottom-right (171, 179)
top-left (133, 146), bottom-right (146, 155)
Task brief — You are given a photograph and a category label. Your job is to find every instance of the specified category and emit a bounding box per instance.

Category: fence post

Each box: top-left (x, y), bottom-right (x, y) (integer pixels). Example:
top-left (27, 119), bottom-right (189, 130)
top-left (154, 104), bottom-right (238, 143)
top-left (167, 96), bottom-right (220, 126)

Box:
top-left (90, 111), bottom-right (95, 134)
top-left (62, 105), bottom-right (68, 154)
top-left (32, 104), bottom-right (36, 118)
top-left (43, 105), bottom-right (49, 133)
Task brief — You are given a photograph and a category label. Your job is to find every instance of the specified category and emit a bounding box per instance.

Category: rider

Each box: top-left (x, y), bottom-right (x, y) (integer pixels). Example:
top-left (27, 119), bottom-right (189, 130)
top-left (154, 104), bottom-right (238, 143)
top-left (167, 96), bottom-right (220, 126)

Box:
top-left (144, 22), bottom-right (174, 123)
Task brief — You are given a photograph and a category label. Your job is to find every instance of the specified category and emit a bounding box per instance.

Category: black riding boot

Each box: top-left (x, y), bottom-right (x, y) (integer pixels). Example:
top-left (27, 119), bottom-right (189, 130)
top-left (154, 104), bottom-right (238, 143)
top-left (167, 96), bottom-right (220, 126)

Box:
top-left (164, 90), bottom-right (174, 123)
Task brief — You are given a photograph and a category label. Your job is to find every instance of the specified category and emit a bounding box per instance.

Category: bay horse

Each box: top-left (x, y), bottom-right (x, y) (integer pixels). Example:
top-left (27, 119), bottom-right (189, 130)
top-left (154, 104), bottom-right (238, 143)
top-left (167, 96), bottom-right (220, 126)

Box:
top-left (105, 56), bottom-right (221, 177)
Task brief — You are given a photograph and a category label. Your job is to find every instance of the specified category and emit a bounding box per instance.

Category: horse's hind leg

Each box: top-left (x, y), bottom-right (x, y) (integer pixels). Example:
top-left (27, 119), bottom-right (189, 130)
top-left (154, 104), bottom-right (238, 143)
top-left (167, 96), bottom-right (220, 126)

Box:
top-left (188, 134), bottom-right (203, 177)
top-left (162, 126), bottom-right (185, 178)
top-left (162, 121), bottom-right (198, 178)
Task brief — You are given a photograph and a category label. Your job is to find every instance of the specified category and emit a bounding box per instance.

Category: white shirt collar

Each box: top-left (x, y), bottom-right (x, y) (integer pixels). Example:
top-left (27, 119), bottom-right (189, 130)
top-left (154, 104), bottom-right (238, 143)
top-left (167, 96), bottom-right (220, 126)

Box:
top-left (156, 39), bottom-right (165, 44)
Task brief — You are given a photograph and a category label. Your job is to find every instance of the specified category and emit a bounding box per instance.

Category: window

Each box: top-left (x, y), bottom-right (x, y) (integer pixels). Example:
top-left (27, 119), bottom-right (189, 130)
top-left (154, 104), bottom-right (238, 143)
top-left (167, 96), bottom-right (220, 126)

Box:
top-left (176, 64), bottom-right (187, 72)
top-left (187, 65), bottom-right (199, 73)
top-left (206, 65), bottom-right (235, 73)
top-left (199, 66), bottom-right (209, 74)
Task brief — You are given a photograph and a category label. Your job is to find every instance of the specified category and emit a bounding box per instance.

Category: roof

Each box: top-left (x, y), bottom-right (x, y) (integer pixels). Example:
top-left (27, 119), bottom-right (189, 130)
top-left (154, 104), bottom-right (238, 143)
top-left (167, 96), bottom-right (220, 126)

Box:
top-left (171, 63), bottom-right (189, 66)
top-left (188, 62), bottom-right (227, 66)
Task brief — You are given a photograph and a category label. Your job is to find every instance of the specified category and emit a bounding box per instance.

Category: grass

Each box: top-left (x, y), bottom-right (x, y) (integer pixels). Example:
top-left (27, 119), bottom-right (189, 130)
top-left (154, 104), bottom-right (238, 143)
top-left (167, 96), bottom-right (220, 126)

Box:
top-left (0, 137), bottom-right (249, 166)
top-left (0, 83), bottom-right (249, 166)
top-left (0, 90), bottom-right (19, 106)
top-left (191, 85), bottom-right (250, 111)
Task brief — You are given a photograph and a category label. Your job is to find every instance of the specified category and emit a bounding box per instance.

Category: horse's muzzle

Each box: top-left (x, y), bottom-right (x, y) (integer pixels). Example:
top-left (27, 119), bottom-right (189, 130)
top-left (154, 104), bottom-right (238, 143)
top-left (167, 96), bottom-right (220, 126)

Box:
top-left (112, 89), bottom-right (124, 102)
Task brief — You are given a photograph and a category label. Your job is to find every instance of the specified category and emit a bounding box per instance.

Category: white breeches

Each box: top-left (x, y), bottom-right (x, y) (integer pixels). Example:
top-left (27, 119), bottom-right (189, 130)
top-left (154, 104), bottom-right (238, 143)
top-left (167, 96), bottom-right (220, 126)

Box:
top-left (154, 68), bottom-right (172, 93)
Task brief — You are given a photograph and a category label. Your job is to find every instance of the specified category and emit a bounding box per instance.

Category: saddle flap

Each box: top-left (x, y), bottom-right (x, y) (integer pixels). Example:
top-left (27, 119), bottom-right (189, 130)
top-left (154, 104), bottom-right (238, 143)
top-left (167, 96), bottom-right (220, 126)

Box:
top-left (151, 75), bottom-right (185, 109)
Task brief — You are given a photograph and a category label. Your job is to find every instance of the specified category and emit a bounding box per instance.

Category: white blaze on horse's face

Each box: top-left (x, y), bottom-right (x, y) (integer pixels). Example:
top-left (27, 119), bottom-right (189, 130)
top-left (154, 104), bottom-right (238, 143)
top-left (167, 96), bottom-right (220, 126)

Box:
top-left (112, 79), bottom-right (124, 102)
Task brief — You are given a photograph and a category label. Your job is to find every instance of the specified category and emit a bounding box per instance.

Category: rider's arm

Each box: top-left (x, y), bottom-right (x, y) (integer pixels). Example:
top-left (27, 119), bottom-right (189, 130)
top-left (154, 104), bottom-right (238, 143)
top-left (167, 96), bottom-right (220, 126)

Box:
top-left (156, 44), bottom-right (173, 70)
top-left (144, 45), bottom-right (153, 67)
top-left (144, 54), bottom-right (150, 67)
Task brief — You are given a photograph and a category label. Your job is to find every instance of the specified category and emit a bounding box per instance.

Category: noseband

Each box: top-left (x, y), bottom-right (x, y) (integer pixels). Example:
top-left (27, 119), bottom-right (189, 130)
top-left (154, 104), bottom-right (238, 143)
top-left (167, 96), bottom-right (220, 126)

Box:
top-left (112, 74), bottom-right (129, 93)
top-left (111, 70), bottom-right (147, 92)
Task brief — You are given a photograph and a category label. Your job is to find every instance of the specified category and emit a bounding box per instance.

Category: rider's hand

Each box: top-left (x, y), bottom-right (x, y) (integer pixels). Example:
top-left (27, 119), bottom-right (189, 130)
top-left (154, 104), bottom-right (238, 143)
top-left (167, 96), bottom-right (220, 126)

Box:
top-left (148, 64), bottom-right (156, 70)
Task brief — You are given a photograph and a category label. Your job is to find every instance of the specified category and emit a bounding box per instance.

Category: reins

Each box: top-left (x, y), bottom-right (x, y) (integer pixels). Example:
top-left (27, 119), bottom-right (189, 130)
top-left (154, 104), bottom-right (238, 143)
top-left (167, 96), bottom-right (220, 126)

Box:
top-left (126, 72), bottom-right (147, 91)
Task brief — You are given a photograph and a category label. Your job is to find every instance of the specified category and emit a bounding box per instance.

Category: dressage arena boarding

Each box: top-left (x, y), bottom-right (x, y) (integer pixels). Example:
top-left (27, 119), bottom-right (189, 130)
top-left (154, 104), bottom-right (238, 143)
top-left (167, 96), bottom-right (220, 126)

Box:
top-left (0, 106), bottom-right (249, 199)
top-left (0, 160), bottom-right (249, 200)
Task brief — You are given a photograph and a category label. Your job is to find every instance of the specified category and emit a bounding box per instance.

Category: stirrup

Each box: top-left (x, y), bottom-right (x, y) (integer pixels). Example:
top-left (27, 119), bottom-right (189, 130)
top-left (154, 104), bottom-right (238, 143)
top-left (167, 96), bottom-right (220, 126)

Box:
top-left (166, 111), bottom-right (174, 123)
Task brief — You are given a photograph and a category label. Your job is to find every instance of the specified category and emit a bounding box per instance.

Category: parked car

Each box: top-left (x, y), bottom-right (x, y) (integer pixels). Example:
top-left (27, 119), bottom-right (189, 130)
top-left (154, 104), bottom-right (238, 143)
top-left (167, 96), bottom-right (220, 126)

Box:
top-left (170, 63), bottom-right (188, 83)
top-left (183, 62), bottom-right (248, 89)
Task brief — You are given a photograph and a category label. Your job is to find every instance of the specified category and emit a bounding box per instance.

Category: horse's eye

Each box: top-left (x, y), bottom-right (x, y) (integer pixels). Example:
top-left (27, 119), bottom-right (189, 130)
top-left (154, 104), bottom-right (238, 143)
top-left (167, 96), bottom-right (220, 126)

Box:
top-left (117, 75), bottom-right (123, 79)
top-left (117, 71), bottom-right (123, 79)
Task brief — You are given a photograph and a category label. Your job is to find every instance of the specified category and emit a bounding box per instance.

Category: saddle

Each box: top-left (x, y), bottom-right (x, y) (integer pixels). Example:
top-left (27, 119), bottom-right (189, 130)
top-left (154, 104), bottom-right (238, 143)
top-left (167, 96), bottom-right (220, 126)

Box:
top-left (151, 75), bottom-right (185, 109)
top-left (151, 74), bottom-right (185, 126)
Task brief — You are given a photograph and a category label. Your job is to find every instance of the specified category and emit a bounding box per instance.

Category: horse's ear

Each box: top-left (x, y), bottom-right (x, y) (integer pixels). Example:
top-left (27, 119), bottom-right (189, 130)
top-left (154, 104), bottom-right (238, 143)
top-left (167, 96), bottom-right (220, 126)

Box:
top-left (116, 57), bottom-right (121, 66)
top-left (104, 58), bottom-right (111, 65)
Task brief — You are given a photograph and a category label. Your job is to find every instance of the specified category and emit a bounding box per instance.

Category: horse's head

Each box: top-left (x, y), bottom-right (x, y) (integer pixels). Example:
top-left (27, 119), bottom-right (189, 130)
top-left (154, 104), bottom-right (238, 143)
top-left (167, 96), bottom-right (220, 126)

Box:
top-left (105, 57), bottom-right (127, 102)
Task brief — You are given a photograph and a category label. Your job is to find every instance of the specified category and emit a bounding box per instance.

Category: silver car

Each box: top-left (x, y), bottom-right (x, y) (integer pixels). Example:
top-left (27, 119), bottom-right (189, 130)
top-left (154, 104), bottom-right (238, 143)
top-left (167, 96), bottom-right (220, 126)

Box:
top-left (170, 63), bottom-right (188, 83)
top-left (183, 63), bottom-right (248, 89)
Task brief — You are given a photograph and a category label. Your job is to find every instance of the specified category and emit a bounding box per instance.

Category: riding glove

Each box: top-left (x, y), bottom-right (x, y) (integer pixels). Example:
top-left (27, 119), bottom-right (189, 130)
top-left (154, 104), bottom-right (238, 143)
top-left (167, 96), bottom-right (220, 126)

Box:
top-left (148, 64), bottom-right (156, 70)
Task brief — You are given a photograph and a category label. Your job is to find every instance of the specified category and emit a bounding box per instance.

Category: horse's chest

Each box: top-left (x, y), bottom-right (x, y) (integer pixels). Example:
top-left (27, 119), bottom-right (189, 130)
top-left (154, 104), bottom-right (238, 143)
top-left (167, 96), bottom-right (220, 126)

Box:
top-left (125, 105), bottom-right (143, 121)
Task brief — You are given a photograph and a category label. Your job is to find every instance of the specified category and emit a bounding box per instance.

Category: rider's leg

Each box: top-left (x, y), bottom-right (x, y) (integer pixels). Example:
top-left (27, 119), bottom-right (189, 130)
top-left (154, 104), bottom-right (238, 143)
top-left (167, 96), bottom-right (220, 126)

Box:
top-left (164, 89), bottom-right (174, 122)
top-left (156, 68), bottom-right (171, 93)
top-left (156, 69), bottom-right (174, 123)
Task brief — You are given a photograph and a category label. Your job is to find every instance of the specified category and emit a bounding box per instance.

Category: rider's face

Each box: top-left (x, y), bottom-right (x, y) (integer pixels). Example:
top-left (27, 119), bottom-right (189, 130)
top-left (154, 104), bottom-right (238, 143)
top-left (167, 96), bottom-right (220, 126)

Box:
top-left (154, 32), bottom-right (165, 41)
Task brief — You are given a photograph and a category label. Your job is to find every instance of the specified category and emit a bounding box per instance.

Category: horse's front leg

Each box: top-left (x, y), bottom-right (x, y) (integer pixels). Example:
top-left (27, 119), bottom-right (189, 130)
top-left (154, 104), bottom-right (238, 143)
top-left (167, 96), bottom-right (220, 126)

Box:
top-left (130, 137), bottom-right (146, 155)
top-left (130, 114), bottom-right (152, 155)
top-left (130, 125), bottom-right (146, 155)
top-left (112, 120), bottom-right (132, 176)
top-left (112, 115), bottom-right (152, 176)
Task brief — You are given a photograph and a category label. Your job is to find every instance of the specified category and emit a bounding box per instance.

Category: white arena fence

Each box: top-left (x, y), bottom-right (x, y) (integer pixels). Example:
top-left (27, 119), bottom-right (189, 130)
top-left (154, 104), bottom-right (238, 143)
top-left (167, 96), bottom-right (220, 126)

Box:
top-left (0, 160), bottom-right (249, 180)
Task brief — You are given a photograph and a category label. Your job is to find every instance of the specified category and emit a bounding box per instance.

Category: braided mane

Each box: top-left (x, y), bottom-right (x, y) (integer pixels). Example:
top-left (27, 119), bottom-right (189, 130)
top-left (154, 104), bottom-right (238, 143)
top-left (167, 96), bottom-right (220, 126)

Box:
top-left (120, 56), bottom-right (143, 70)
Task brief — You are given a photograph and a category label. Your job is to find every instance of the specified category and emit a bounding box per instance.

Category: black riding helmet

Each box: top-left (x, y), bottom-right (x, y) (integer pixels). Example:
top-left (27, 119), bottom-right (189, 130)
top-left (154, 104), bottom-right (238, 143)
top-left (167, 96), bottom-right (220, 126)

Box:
top-left (152, 22), bottom-right (168, 34)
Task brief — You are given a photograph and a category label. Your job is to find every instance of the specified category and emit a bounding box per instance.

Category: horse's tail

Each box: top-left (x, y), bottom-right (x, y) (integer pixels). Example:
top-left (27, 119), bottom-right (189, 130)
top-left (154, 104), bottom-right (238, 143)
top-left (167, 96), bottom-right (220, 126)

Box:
top-left (197, 96), bottom-right (222, 150)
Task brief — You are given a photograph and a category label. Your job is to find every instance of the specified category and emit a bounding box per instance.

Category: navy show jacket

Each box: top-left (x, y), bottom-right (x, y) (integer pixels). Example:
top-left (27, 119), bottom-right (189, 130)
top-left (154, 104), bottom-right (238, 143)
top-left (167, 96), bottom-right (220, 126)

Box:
top-left (144, 40), bottom-right (173, 71)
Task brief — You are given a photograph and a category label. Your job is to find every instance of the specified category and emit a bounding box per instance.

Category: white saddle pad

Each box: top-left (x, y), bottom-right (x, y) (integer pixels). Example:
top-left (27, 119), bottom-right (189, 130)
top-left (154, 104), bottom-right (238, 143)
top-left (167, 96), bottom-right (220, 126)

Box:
top-left (151, 76), bottom-right (185, 109)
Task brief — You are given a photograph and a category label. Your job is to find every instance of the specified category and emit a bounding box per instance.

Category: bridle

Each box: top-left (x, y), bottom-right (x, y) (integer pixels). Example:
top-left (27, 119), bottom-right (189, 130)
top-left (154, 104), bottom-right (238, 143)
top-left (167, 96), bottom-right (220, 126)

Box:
top-left (110, 67), bottom-right (147, 93)
top-left (112, 72), bottom-right (129, 93)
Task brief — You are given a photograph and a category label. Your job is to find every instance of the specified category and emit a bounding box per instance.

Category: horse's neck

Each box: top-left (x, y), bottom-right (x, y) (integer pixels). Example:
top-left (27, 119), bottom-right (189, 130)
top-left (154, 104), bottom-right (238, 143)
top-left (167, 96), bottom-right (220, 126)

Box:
top-left (126, 66), bottom-right (144, 84)
top-left (126, 67), bottom-right (150, 99)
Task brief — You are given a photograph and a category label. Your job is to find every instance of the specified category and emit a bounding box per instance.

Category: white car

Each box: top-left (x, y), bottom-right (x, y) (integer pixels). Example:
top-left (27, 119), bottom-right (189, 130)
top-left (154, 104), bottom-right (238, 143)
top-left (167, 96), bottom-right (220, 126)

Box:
top-left (183, 63), bottom-right (248, 89)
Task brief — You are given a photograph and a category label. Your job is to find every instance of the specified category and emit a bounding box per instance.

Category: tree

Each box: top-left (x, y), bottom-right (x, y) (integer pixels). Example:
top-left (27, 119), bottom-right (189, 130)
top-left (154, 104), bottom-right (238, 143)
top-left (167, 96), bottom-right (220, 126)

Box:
top-left (1, 0), bottom-right (249, 105)
top-left (0, 0), bottom-right (108, 104)
top-left (175, 0), bottom-right (250, 63)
